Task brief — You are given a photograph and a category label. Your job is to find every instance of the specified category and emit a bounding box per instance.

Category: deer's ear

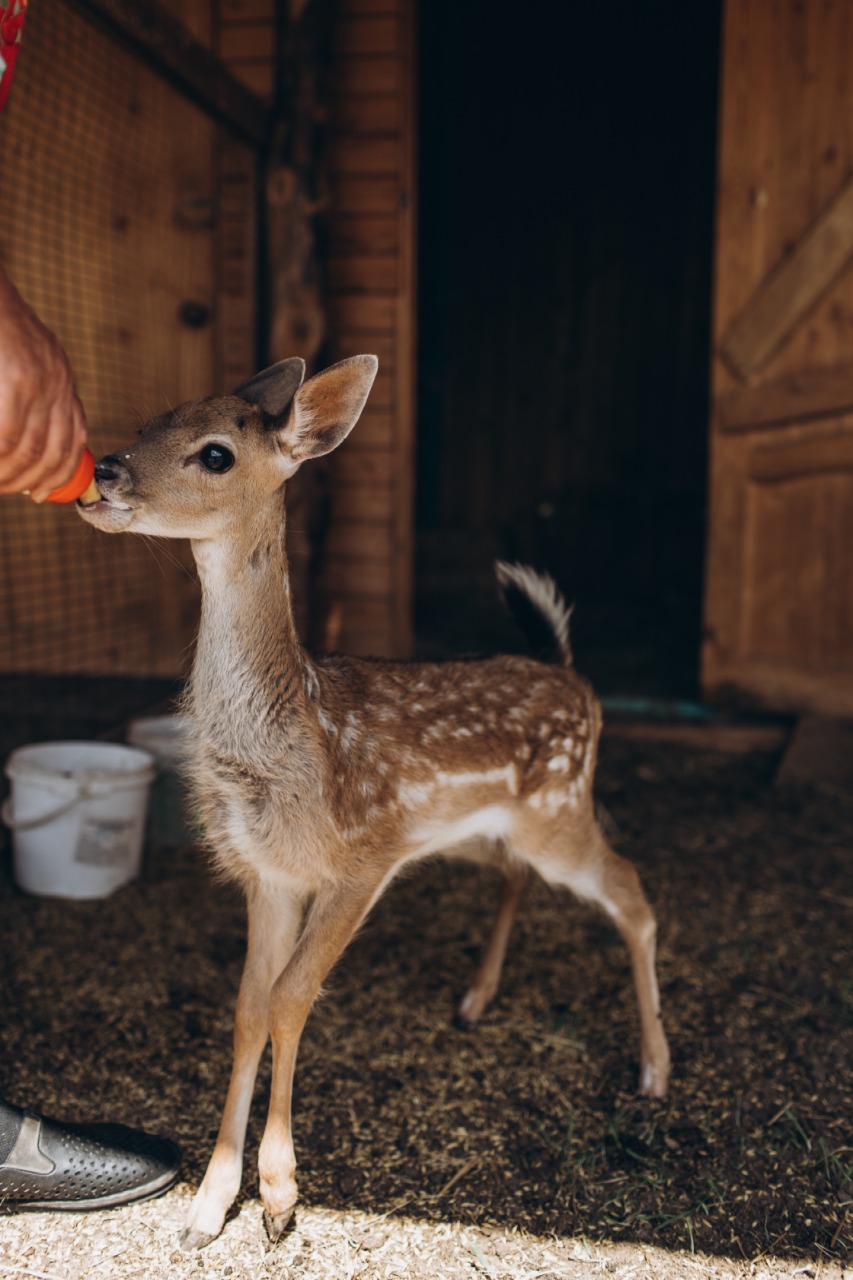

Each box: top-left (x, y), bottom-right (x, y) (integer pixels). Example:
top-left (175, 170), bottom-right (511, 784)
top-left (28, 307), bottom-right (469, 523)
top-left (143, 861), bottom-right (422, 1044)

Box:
top-left (234, 358), bottom-right (306, 417)
top-left (279, 355), bottom-right (378, 464)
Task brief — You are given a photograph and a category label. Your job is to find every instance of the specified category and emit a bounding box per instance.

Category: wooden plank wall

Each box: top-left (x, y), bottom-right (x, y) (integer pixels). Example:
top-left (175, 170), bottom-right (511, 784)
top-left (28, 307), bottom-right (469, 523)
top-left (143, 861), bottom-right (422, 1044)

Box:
top-left (0, 0), bottom-right (264, 677)
top-left (209, 0), bottom-right (272, 392)
top-left (156, 0), bottom-right (260, 397)
top-left (0, 0), bottom-right (218, 676)
top-left (321, 0), bottom-right (416, 658)
top-left (0, 0), bottom-right (412, 675)
top-left (702, 0), bottom-right (853, 714)
top-left (213, 0), bottom-right (416, 660)
top-left (215, 0), bottom-right (276, 103)
top-left (160, 0), bottom-right (417, 662)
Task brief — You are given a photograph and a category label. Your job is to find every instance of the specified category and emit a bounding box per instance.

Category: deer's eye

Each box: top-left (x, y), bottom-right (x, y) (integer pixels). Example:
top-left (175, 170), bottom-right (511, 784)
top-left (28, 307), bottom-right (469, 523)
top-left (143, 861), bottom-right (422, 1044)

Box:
top-left (199, 443), bottom-right (234, 473)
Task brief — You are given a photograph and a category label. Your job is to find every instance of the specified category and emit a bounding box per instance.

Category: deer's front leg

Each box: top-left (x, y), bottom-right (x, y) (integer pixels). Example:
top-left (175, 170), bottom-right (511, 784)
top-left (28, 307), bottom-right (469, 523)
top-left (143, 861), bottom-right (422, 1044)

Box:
top-left (181, 878), bottom-right (304, 1251)
top-left (256, 875), bottom-right (383, 1241)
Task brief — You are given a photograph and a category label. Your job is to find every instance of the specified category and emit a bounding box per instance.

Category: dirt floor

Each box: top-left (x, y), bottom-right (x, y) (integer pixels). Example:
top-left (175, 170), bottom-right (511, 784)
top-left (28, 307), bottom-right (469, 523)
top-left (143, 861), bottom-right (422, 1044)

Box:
top-left (0, 730), bottom-right (851, 1280)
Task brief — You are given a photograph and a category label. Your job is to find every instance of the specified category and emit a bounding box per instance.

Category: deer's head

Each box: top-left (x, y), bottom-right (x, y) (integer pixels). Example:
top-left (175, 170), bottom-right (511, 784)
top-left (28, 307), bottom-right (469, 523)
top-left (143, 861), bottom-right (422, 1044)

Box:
top-left (78, 355), bottom-right (377, 540)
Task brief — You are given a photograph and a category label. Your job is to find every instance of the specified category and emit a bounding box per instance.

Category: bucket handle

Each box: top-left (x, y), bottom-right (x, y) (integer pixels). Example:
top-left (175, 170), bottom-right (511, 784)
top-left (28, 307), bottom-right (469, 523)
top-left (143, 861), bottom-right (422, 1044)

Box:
top-left (1, 789), bottom-right (86, 832)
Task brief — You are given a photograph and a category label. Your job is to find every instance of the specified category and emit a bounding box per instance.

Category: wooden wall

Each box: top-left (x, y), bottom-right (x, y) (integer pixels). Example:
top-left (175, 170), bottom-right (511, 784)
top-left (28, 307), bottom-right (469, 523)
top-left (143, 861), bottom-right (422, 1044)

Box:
top-left (151, 0), bottom-right (260, 397)
top-left (703, 0), bottom-right (853, 714)
top-left (215, 0), bottom-right (276, 102)
top-left (0, 0), bottom-right (262, 677)
top-left (320, 0), bottom-right (416, 658)
top-left (204, 0), bottom-right (418, 661)
top-left (0, 0), bottom-right (216, 675)
top-left (0, 0), bottom-right (415, 675)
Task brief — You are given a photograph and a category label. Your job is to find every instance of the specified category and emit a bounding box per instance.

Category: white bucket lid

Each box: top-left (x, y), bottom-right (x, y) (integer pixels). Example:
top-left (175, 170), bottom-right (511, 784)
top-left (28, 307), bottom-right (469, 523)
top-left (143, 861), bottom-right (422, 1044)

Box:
top-left (5, 741), bottom-right (156, 794)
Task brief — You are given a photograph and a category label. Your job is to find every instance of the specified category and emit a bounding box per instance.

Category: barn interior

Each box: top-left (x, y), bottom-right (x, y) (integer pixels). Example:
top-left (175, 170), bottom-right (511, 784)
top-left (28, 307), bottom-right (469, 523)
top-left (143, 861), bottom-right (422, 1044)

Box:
top-left (416, 0), bottom-right (719, 698)
top-left (0, 0), bottom-right (851, 1276)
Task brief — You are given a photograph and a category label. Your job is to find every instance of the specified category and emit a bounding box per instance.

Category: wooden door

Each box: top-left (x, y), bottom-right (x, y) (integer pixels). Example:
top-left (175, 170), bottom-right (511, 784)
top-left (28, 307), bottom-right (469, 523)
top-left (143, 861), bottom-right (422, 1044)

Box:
top-left (703, 0), bottom-right (853, 715)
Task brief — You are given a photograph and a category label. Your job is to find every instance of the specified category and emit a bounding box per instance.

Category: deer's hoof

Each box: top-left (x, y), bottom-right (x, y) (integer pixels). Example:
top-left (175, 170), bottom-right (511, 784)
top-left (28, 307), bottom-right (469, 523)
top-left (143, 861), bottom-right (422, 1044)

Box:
top-left (454, 988), bottom-right (488, 1029)
top-left (639, 1059), bottom-right (670, 1099)
top-left (264, 1205), bottom-right (295, 1243)
top-left (179, 1227), bottom-right (219, 1252)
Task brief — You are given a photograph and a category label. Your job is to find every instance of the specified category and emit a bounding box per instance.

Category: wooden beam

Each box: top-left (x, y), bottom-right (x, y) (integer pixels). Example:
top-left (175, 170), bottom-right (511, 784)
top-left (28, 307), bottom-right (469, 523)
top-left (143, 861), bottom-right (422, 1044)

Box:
top-left (604, 721), bottom-right (789, 754)
top-left (721, 174), bottom-right (853, 381)
top-left (749, 431), bottom-right (853, 484)
top-left (717, 361), bottom-right (853, 432)
top-left (64, 0), bottom-right (268, 146)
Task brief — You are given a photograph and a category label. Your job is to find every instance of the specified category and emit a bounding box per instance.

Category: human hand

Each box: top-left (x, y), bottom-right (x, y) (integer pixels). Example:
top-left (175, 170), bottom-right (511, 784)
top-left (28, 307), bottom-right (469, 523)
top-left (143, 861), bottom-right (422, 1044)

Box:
top-left (0, 267), bottom-right (89, 502)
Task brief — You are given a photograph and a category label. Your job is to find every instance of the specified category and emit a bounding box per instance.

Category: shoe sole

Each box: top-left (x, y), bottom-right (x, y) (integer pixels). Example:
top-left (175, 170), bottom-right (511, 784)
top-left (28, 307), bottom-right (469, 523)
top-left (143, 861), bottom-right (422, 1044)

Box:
top-left (0, 1167), bottom-right (179, 1213)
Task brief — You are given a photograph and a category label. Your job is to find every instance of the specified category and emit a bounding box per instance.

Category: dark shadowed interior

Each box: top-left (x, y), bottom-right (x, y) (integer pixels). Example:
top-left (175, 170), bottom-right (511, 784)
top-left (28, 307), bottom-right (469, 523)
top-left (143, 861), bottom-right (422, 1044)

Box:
top-left (416, 0), bottom-right (721, 697)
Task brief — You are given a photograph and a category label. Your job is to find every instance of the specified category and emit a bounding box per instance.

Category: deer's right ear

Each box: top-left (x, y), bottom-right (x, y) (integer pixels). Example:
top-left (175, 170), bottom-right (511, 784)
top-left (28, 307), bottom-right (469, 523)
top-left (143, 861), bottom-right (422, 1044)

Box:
top-left (234, 358), bottom-right (306, 418)
top-left (279, 355), bottom-right (379, 466)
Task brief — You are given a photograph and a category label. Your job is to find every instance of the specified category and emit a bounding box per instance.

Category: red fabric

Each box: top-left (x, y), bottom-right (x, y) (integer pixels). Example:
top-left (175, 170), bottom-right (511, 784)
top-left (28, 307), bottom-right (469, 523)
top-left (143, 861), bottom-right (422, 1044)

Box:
top-left (0, 0), bottom-right (27, 113)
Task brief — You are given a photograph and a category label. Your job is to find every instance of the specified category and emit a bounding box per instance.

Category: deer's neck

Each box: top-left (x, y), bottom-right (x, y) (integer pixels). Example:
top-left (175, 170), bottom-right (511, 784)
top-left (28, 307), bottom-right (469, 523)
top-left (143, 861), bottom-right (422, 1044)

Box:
top-left (189, 502), bottom-right (307, 752)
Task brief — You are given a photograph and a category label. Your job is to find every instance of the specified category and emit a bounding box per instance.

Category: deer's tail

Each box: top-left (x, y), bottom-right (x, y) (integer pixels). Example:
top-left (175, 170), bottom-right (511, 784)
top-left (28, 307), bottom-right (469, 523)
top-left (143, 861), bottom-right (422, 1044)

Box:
top-left (495, 561), bottom-right (573, 666)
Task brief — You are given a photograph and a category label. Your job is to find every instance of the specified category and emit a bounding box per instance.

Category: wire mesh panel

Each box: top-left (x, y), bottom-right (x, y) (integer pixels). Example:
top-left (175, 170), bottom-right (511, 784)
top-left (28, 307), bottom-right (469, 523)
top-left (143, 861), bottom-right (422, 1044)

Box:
top-left (0, 0), bottom-right (227, 675)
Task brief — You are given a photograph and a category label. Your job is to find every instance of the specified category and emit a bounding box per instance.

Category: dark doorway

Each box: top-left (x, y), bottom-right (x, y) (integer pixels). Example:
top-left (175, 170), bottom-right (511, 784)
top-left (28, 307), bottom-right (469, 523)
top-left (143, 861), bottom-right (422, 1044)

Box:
top-left (416, 1), bottom-right (721, 698)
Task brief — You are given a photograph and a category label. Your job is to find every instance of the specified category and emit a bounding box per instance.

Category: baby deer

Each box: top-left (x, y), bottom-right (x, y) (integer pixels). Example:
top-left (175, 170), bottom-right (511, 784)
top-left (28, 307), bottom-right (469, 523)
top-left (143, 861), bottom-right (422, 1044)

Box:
top-left (79, 356), bottom-right (670, 1249)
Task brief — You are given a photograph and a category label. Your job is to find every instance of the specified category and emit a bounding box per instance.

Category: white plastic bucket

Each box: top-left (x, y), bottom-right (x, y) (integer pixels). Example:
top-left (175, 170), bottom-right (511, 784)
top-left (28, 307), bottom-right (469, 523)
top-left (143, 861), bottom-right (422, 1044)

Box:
top-left (3, 741), bottom-right (156, 899)
top-left (126, 715), bottom-right (193, 845)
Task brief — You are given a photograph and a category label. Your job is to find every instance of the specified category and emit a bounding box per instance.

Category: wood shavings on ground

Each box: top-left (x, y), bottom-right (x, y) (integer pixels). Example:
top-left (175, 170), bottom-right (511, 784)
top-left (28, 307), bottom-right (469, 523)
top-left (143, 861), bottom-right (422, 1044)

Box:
top-left (0, 1196), bottom-right (847, 1280)
top-left (0, 738), bottom-right (850, 1278)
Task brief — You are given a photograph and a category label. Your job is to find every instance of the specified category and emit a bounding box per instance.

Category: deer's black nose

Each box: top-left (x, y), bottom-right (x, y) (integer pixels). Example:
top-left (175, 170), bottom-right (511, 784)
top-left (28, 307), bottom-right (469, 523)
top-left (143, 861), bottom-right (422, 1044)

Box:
top-left (95, 455), bottom-right (125, 482)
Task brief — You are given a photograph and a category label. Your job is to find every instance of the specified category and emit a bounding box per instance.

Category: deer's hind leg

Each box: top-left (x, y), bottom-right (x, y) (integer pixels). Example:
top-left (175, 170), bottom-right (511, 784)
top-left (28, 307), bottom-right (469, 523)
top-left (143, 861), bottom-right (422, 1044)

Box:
top-left (181, 876), bottom-right (305, 1251)
top-left (531, 825), bottom-right (670, 1098)
top-left (457, 861), bottom-right (530, 1027)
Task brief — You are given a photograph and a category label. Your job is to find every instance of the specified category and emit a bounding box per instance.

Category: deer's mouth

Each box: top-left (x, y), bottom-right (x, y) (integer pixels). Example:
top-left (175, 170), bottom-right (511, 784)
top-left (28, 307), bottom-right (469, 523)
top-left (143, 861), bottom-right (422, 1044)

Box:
top-left (76, 492), bottom-right (136, 530)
